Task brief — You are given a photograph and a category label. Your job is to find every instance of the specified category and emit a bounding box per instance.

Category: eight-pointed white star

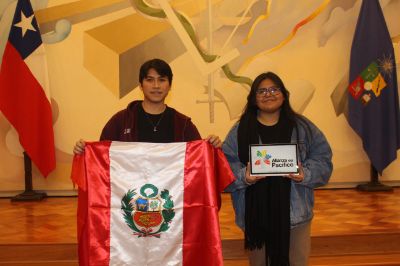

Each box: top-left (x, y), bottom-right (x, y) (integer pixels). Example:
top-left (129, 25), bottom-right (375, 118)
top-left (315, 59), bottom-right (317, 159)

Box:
top-left (14, 11), bottom-right (36, 38)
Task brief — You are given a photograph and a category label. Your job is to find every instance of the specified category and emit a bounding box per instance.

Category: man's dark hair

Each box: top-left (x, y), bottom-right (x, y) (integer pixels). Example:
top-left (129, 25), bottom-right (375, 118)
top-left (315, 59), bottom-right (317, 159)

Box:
top-left (139, 58), bottom-right (173, 85)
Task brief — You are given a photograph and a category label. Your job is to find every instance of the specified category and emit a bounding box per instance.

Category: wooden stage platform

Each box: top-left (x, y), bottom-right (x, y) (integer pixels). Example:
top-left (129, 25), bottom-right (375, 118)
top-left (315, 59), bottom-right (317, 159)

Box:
top-left (0, 188), bottom-right (400, 265)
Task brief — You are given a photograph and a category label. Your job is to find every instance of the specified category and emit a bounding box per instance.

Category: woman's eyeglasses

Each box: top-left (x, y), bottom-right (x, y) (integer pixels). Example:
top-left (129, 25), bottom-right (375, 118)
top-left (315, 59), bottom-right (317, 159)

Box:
top-left (256, 86), bottom-right (281, 96)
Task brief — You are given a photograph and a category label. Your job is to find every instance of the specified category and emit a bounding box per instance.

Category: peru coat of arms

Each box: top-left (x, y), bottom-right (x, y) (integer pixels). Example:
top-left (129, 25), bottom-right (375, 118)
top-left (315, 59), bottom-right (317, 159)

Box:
top-left (121, 184), bottom-right (175, 238)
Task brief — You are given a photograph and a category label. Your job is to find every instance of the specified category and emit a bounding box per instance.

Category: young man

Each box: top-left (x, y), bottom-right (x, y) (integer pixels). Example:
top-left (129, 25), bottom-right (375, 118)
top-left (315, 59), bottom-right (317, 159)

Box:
top-left (73, 58), bottom-right (220, 154)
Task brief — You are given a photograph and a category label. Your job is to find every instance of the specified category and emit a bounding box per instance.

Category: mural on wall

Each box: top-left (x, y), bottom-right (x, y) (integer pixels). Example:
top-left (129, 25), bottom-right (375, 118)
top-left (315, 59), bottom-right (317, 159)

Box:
top-left (0, 0), bottom-right (399, 193)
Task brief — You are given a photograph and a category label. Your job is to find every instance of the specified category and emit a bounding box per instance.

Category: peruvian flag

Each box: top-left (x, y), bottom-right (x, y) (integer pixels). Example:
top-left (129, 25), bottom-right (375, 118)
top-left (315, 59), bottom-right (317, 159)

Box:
top-left (71, 140), bottom-right (235, 266)
top-left (0, 0), bottom-right (55, 176)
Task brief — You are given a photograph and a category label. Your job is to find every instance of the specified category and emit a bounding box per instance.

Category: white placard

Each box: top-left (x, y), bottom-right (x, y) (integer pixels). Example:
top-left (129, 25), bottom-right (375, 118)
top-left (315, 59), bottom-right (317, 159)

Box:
top-left (250, 144), bottom-right (298, 176)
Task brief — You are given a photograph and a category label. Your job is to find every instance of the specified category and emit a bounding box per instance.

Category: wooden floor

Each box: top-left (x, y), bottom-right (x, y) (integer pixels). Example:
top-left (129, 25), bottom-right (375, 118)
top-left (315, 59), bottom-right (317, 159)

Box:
top-left (219, 188), bottom-right (400, 240)
top-left (220, 188), bottom-right (400, 265)
top-left (1, 188), bottom-right (400, 265)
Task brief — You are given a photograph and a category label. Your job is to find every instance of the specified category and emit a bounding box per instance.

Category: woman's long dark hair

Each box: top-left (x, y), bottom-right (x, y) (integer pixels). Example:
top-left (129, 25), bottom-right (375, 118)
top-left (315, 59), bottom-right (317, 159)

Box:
top-left (240, 72), bottom-right (299, 125)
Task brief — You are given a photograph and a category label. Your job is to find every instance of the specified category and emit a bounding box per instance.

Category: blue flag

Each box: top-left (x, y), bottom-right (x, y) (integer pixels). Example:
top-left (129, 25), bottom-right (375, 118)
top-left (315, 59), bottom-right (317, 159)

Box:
top-left (348, 0), bottom-right (400, 173)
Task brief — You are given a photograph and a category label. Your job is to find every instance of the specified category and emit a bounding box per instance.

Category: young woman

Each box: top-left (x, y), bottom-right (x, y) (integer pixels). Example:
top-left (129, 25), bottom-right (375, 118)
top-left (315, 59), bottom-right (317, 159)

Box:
top-left (222, 72), bottom-right (333, 266)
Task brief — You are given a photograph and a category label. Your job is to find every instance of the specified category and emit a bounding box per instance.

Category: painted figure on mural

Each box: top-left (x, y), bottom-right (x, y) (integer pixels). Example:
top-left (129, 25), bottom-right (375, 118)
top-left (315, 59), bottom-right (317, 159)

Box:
top-left (222, 72), bottom-right (333, 266)
top-left (73, 58), bottom-right (221, 154)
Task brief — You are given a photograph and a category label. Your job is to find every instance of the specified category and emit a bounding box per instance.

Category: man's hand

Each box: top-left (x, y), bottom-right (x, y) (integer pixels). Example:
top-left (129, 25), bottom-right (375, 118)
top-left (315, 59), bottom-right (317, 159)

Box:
top-left (73, 139), bottom-right (86, 155)
top-left (205, 135), bottom-right (222, 148)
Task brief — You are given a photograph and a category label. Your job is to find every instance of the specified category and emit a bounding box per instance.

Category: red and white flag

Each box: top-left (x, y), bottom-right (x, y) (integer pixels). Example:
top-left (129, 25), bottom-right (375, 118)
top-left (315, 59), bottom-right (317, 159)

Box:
top-left (71, 140), bottom-right (235, 266)
top-left (0, 0), bottom-right (55, 176)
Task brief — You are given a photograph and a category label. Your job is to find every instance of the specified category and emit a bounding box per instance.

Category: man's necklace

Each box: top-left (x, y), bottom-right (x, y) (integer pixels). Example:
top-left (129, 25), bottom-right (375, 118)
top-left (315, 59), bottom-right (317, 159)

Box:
top-left (144, 111), bottom-right (166, 132)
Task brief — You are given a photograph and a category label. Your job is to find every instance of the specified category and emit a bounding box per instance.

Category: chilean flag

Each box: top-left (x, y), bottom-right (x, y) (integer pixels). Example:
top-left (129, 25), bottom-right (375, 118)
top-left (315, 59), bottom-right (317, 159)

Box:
top-left (71, 140), bottom-right (235, 266)
top-left (0, 0), bottom-right (55, 176)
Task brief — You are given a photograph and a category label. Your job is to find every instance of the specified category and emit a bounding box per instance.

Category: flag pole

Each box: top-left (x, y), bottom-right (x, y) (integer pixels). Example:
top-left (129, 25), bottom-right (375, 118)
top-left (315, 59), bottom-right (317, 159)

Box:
top-left (356, 163), bottom-right (393, 192)
top-left (11, 152), bottom-right (47, 201)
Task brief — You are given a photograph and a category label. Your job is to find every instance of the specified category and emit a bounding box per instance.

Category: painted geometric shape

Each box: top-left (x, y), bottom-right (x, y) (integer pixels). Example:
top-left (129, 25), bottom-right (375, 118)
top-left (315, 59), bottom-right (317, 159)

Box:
top-left (35, 0), bottom-right (130, 34)
top-left (83, 0), bottom-right (225, 98)
top-left (83, 14), bottom-right (185, 98)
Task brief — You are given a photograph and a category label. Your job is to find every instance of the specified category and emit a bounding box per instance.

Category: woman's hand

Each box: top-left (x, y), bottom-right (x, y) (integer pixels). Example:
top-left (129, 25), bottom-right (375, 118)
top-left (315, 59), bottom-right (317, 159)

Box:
top-left (287, 163), bottom-right (304, 182)
top-left (245, 162), bottom-right (266, 185)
